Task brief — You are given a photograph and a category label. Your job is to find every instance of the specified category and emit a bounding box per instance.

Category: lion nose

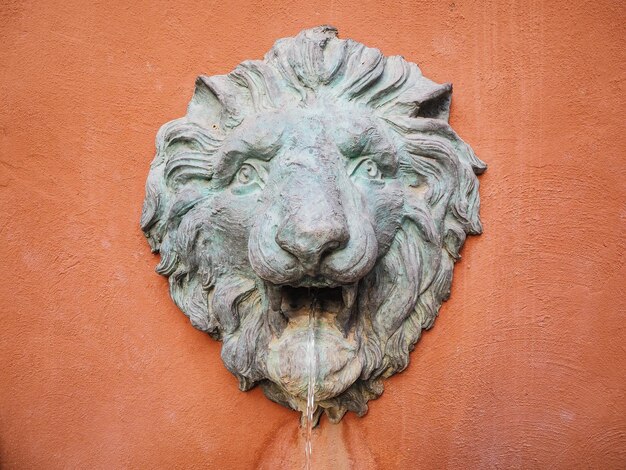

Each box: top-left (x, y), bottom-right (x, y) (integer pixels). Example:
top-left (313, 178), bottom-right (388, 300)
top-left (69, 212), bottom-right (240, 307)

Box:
top-left (276, 207), bottom-right (349, 272)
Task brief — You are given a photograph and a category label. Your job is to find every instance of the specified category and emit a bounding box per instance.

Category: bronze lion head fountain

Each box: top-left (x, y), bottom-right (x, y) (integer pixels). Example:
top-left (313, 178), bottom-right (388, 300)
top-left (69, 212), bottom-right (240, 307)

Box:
top-left (141, 26), bottom-right (485, 424)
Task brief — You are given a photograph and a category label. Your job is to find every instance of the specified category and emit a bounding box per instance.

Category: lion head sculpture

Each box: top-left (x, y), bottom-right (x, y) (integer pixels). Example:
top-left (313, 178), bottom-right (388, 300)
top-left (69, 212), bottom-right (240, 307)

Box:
top-left (141, 26), bottom-right (485, 424)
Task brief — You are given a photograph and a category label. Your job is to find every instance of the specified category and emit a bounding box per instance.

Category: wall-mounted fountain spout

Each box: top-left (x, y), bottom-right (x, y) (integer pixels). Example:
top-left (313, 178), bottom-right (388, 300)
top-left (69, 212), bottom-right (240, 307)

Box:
top-left (140, 25), bottom-right (485, 425)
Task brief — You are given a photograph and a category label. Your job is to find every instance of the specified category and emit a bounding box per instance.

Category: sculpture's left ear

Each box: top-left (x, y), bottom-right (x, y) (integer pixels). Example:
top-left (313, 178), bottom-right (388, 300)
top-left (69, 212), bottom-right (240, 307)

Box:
top-left (414, 82), bottom-right (452, 121)
top-left (376, 67), bottom-right (452, 122)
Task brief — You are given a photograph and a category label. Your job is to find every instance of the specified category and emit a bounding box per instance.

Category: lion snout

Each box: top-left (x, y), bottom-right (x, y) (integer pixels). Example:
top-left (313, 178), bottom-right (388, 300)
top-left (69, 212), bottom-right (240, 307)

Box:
top-left (275, 207), bottom-right (349, 274)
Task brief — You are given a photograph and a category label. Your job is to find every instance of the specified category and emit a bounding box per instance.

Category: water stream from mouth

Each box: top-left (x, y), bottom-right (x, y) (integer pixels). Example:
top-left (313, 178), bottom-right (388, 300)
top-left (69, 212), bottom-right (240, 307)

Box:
top-left (304, 302), bottom-right (317, 470)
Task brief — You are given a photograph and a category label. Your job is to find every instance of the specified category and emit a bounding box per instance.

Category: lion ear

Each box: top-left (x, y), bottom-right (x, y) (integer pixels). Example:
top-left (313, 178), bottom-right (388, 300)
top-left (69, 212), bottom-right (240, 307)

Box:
top-left (187, 75), bottom-right (242, 131)
top-left (377, 71), bottom-right (452, 122)
top-left (413, 83), bottom-right (452, 121)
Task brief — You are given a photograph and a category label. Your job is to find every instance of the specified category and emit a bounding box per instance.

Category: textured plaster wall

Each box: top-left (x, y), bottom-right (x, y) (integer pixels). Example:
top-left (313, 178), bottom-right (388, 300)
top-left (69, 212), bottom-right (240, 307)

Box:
top-left (1, 0), bottom-right (625, 468)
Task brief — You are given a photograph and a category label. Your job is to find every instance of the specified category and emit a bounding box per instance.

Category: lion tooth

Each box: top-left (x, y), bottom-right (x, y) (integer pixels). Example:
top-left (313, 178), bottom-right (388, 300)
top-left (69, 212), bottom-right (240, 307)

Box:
top-left (337, 284), bottom-right (358, 335)
top-left (265, 282), bottom-right (287, 337)
top-left (268, 306), bottom-right (287, 338)
top-left (342, 284), bottom-right (358, 310)
top-left (267, 283), bottom-right (282, 311)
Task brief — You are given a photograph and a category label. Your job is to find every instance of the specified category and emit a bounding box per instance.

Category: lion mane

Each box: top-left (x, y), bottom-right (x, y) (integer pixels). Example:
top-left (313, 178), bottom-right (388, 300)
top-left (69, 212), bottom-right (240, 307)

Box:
top-left (140, 26), bottom-right (485, 423)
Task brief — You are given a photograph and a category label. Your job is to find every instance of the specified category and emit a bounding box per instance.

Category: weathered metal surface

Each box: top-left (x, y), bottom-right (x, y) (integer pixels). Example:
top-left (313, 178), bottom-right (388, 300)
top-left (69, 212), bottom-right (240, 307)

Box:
top-left (140, 26), bottom-right (485, 423)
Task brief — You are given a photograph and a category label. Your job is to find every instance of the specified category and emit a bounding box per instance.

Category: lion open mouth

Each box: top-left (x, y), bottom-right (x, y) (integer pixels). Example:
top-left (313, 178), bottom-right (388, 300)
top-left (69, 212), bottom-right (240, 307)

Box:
top-left (265, 282), bottom-right (363, 402)
top-left (266, 283), bottom-right (358, 334)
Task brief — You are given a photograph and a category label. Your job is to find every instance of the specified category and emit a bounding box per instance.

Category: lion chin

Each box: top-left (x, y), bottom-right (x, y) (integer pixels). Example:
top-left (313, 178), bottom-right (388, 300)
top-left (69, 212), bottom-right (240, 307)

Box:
top-left (267, 320), bottom-right (362, 402)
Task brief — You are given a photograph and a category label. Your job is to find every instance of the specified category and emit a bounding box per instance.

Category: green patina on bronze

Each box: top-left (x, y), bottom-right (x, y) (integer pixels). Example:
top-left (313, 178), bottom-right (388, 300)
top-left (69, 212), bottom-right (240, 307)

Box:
top-left (140, 26), bottom-right (485, 423)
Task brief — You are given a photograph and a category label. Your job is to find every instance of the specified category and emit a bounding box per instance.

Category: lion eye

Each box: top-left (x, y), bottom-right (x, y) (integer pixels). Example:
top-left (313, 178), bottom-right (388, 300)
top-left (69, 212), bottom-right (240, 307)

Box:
top-left (364, 160), bottom-right (380, 178)
top-left (236, 164), bottom-right (258, 185)
top-left (352, 158), bottom-right (382, 180)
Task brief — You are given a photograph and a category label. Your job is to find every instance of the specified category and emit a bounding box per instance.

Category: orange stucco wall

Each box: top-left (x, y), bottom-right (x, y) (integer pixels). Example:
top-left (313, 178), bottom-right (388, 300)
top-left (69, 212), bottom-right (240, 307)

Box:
top-left (1, 1), bottom-right (625, 468)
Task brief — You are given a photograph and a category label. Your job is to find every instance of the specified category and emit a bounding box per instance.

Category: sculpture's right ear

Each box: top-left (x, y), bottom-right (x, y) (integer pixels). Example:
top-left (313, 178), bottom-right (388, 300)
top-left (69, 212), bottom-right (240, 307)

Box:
top-left (187, 76), bottom-right (223, 129)
top-left (187, 75), bottom-right (239, 132)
